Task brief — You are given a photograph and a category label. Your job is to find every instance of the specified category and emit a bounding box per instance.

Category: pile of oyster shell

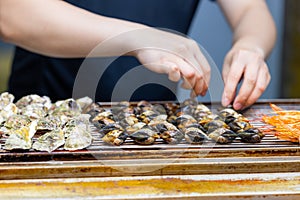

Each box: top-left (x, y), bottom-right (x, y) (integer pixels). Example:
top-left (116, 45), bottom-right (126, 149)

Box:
top-left (0, 92), bottom-right (93, 152)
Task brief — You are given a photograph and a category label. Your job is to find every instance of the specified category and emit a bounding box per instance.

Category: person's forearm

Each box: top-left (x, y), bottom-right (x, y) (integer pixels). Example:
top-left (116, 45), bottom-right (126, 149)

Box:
top-left (218, 0), bottom-right (276, 109)
top-left (0, 0), bottom-right (146, 57)
top-left (218, 0), bottom-right (276, 59)
top-left (232, 7), bottom-right (276, 59)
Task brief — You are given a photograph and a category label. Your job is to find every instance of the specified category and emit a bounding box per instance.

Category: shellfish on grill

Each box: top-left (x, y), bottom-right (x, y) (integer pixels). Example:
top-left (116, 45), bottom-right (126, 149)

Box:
top-left (237, 128), bottom-right (264, 143)
top-left (125, 122), bottom-right (147, 135)
top-left (50, 98), bottom-right (81, 117)
top-left (15, 94), bottom-right (52, 110)
top-left (0, 92), bottom-right (14, 107)
top-left (32, 129), bottom-right (65, 152)
top-left (4, 120), bottom-right (37, 150)
top-left (102, 129), bottom-right (128, 146)
top-left (0, 103), bottom-right (19, 125)
top-left (207, 127), bottom-right (237, 144)
top-left (149, 119), bottom-right (184, 144)
top-left (184, 125), bottom-right (209, 144)
top-left (130, 127), bottom-right (159, 145)
top-left (91, 109), bottom-right (116, 129)
top-left (64, 126), bottom-right (93, 150)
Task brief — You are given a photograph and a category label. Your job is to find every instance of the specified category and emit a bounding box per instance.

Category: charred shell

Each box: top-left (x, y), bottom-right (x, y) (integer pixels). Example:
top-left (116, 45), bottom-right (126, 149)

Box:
top-left (184, 127), bottom-right (209, 144)
top-left (130, 128), bottom-right (159, 145)
top-left (204, 120), bottom-right (229, 133)
top-left (238, 128), bottom-right (264, 143)
top-left (208, 128), bottom-right (237, 144)
top-left (102, 129), bottom-right (128, 146)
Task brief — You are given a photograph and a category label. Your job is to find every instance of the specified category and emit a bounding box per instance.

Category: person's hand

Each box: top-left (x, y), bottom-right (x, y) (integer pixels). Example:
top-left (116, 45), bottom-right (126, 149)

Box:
top-left (221, 47), bottom-right (271, 110)
top-left (129, 28), bottom-right (211, 97)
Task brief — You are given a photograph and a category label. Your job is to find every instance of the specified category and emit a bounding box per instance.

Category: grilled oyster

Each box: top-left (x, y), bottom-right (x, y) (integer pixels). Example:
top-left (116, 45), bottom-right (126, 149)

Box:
top-left (16, 94), bottom-right (52, 110)
top-left (20, 104), bottom-right (48, 119)
top-left (99, 123), bottom-right (124, 135)
top-left (138, 110), bottom-right (159, 124)
top-left (228, 120), bottom-right (252, 132)
top-left (204, 120), bottom-right (229, 133)
top-left (0, 103), bottom-right (19, 124)
top-left (63, 114), bottom-right (91, 137)
top-left (119, 115), bottom-right (139, 127)
top-left (64, 126), bottom-right (93, 151)
top-left (184, 127), bottom-right (209, 144)
top-left (193, 103), bottom-right (212, 120)
top-left (130, 128), bottom-right (159, 145)
top-left (76, 96), bottom-right (93, 112)
top-left (149, 119), bottom-right (184, 144)
top-left (217, 108), bottom-right (248, 124)
top-left (137, 100), bottom-right (153, 112)
top-left (4, 120), bottom-right (37, 150)
top-left (238, 128), bottom-right (264, 143)
top-left (51, 98), bottom-right (81, 117)
top-left (0, 92), bottom-right (14, 108)
top-left (125, 122), bottom-right (147, 135)
top-left (102, 129), bottom-right (128, 146)
top-left (32, 129), bottom-right (65, 152)
top-left (176, 114), bottom-right (197, 131)
top-left (36, 115), bottom-right (66, 131)
top-left (91, 109), bottom-right (116, 129)
top-left (4, 114), bottom-right (32, 131)
top-left (208, 127), bottom-right (237, 144)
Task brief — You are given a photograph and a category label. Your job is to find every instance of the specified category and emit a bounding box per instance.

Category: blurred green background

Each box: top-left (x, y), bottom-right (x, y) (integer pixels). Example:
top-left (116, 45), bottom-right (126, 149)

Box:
top-left (0, 43), bottom-right (13, 93)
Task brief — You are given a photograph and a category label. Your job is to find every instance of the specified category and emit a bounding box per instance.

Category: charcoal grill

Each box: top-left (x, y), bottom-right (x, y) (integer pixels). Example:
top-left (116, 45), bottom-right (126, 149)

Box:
top-left (0, 100), bottom-right (299, 199)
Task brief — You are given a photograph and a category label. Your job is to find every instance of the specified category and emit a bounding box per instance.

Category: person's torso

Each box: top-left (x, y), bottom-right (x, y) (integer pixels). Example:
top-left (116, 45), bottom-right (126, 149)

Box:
top-left (9, 0), bottom-right (200, 102)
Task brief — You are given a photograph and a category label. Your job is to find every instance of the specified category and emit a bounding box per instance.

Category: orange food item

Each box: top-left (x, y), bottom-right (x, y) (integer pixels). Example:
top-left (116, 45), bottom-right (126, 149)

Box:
top-left (262, 103), bottom-right (300, 143)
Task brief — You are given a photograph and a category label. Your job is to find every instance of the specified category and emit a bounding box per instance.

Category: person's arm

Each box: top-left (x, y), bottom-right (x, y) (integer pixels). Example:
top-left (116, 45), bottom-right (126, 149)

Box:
top-left (217, 0), bottom-right (276, 110)
top-left (0, 0), bottom-right (210, 97)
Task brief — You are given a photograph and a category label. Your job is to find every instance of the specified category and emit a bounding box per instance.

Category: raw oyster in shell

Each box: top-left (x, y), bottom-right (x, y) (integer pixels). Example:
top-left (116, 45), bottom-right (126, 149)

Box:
top-left (4, 121), bottom-right (37, 150)
top-left (51, 98), bottom-right (81, 117)
top-left (63, 114), bottom-right (93, 150)
top-left (64, 126), bottom-right (93, 151)
top-left (32, 129), bottom-right (65, 152)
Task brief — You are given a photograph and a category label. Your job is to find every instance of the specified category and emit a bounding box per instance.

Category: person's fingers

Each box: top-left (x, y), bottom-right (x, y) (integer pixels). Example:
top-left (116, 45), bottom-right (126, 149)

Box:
top-left (242, 63), bottom-right (271, 109)
top-left (162, 61), bottom-right (181, 82)
top-left (222, 51), bottom-right (233, 82)
top-left (193, 52), bottom-right (210, 96)
top-left (176, 55), bottom-right (206, 96)
top-left (222, 55), bottom-right (245, 107)
top-left (232, 59), bottom-right (261, 110)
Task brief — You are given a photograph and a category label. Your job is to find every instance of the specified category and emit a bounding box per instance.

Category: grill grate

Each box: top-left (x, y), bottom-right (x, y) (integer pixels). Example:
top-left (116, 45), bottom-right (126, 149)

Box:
top-left (0, 100), bottom-right (299, 162)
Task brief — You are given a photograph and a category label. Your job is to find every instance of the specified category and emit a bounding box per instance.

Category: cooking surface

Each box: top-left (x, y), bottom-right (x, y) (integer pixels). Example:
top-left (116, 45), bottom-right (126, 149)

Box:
top-left (0, 100), bottom-right (299, 162)
top-left (0, 100), bottom-right (299, 199)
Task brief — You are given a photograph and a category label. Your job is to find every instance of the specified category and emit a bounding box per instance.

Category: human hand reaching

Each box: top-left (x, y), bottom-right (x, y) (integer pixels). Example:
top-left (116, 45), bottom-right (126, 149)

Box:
top-left (130, 28), bottom-right (211, 97)
top-left (221, 47), bottom-right (271, 110)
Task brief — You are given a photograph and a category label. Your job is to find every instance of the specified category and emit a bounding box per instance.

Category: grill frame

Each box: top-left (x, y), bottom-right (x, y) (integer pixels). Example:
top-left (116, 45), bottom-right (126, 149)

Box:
top-left (0, 100), bottom-right (299, 179)
top-left (0, 100), bottom-right (299, 199)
